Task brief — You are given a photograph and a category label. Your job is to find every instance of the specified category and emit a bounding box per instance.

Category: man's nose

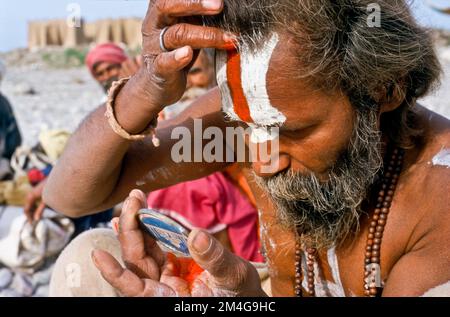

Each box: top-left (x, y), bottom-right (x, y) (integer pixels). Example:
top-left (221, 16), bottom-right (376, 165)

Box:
top-left (96, 72), bottom-right (110, 83)
top-left (252, 152), bottom-right (291, 178)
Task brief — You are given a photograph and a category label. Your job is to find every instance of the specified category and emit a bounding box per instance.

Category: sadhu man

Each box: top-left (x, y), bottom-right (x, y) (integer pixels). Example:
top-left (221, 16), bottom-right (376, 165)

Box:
top-left (86, 43), bottom-right (143, 94)
top-left (44, 0), bottom-right (449, 297)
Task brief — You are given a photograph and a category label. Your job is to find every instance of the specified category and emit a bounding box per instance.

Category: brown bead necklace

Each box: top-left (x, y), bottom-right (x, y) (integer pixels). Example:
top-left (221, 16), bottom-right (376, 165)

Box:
top-left (294, 147), bottom-right (405, 297)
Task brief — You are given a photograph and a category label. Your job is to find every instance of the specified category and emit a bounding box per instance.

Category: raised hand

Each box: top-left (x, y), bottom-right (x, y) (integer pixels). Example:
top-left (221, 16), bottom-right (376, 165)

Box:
top-left (112, 0), bottom-right (234, 135)
top-left (92, 189), bottom-right (266, 297)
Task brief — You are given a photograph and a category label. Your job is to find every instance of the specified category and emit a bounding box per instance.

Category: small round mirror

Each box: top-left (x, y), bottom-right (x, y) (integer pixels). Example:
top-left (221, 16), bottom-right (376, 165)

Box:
top-left (138, 208), bottom-right (191, 258)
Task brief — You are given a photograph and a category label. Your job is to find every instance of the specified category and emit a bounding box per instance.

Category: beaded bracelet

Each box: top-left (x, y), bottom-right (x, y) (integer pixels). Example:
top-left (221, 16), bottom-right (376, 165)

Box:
top-left (104, 77), bottom-right (160, 147)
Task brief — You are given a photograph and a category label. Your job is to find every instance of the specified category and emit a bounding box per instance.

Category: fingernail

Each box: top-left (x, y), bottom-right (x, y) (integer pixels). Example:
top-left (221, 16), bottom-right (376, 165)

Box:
top-left (111, 218), bottom-right (119, 233)
top-left (221, 33), bottom-right (237, 50)
top-left (174, 46), bottom-right (190, 61)
top-left (202, 0), bottom-right (222, 10)
top-left (130, 189), bottom-right (147, 203)
top-left (221, 42), bottom-right (237, 51)
top-left (192, 230), bottom-right (212, 255)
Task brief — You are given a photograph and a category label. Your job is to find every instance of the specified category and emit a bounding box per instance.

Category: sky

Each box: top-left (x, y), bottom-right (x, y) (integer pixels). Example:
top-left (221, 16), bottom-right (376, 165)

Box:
top-left (0, 0), bottom-right (449, 52)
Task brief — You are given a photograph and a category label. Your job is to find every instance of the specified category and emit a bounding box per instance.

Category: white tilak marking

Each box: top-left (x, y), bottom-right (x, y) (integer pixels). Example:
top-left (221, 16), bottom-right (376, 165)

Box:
top-left (431, 148), bottom-right (450, 168)
top-left (249, 125), bottom-right (280, 143)
top-left (215, 50), bottom-right (239, 122)
top-left (326, 247), bottom-right (347, 297)
top-left (240, 33), bottom-right (286, 127)
top-left (301, 247), bottom-right (347, 297)
top-left (215, 33), bottom-right (286, 143)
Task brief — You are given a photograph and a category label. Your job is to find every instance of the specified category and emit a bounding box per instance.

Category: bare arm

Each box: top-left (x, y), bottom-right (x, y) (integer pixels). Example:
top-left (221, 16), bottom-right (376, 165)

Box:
top-left (44, 0), bottom-right (235, 217)
top-left (43, 87), bottom-right (229, 217)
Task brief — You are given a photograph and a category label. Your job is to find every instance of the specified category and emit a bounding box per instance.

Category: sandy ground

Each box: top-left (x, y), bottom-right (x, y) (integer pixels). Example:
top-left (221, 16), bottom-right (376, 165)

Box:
top-left (0, 46), bottom-right (449, 147)
top-left (1, 65), bottom-right (104, 146)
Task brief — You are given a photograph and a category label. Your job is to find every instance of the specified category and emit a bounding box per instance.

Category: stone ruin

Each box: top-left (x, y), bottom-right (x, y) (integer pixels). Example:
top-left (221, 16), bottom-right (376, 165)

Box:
top-left (28, 18), bottom-right (142, 50)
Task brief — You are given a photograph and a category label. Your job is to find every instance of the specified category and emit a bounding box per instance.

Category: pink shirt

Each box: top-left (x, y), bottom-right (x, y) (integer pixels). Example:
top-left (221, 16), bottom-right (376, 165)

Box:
top-left (147, 172), bottom-right (263, 262)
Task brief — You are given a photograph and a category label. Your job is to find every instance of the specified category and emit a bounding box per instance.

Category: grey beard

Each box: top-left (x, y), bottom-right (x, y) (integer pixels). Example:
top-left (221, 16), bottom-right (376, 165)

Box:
top-left (253, 108), bottom-right (383, 250)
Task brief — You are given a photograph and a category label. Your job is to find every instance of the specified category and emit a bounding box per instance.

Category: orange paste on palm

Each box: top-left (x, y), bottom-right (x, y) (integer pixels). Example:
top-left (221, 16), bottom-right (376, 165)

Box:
top-left (166, 253), bottom-right (204, 289)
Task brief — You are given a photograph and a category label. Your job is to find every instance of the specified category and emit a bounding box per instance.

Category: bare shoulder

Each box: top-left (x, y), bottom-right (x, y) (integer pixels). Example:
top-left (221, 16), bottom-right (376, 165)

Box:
top-left (398, 106), bottom-right (450, 248)
top-left (382, 107), bottom-right (450, 296)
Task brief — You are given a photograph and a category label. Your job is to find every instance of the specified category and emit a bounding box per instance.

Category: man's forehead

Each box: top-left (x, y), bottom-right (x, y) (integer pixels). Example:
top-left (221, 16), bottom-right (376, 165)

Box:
top-left (215, 32), bottom-right (330, 129)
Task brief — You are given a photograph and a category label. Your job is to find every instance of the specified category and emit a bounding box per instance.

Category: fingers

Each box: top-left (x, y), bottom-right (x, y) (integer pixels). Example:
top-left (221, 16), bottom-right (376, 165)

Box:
top-left (188, 229), bottom-right (251, 290)
top-left (92, 249), bottom-right (144, 296)
top-left (111, 217), bottom-right (120, 235)
top-left (118, 189), bottom-right (163, 279)
top-left (156, 0), bottom-right (223, 16)
top-left (163, 24), bottom-right (236, 51)
top-left (24, 193), bottom-right (36, 223)
top-left (144, 233), bottom-right (166, 267)
top-left (143, 46), bottom-right (194, 107)
top-left (119, 189), bottom-right (147, 232)
top-left (92, 249), bottom-right (175, 297)
top-left (143, 0), bottom-right (233, 54)
top-left (34, 201), bottom-right (46, 222)
top-left (146, 0), bottom-right (224, 30)
top-left (152, 46), bottom-right (194, 76)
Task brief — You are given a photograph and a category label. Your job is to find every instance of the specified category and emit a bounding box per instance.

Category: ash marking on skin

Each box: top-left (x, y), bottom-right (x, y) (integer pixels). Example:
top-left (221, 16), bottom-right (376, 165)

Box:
top-left (136, 166), bottom-right (173, 186)
top-left (431, 148), bottom-right (450, 168)
top-left (258, 213), bottom-right (281, 279)
top-left (195, 271), bottom-right (238, 297)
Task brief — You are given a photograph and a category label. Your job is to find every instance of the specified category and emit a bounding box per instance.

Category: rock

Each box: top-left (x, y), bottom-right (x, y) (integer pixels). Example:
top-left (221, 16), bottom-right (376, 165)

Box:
top-left (32, 264), bottom-right (54, 286)
top-left (73, 77), bottom-right (85, 84)
top-left (0, 268), bottom-right (13, 289)
top-left (13, 82), bottom-right (36, 95)
top-left (10, 274), bottom-right (34, 297)
top-left (0, 289), bottom-right (23, 297)
top-left (33, 285), bottom-right (49, 297)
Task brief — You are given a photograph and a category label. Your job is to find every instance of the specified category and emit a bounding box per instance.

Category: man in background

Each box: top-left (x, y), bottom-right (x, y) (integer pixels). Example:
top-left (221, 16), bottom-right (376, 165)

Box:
top-left (23, 43), bottom-right (139, 225)
top-left (85, 43), bottom-right (141, 94)
top-left (0, 59), bottom-right (22, 180)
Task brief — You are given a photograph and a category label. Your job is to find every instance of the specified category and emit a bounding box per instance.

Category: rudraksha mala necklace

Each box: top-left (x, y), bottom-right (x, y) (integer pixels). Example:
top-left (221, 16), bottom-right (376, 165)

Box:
top-left (294, 147), bottom-right (405, 297)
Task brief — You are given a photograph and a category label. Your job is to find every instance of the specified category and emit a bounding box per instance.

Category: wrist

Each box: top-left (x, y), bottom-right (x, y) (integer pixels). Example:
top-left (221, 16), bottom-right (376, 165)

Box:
top-left (114, 68), bottom-right (161, 134)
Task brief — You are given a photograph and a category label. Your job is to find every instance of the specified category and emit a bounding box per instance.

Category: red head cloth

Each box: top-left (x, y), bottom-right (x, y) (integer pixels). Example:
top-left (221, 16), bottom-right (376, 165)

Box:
top-left (85, 43), bottom-right (128, 75)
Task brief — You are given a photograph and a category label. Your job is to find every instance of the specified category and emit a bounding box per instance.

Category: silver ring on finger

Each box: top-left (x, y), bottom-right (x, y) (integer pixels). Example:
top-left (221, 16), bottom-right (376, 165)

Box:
top-left (159, 26), bottom-right (170, 53)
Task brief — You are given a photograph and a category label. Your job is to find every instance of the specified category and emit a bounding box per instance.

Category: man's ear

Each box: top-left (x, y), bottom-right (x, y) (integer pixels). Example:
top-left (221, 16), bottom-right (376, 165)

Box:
top-left (376, 83), bottom-right (406, 115)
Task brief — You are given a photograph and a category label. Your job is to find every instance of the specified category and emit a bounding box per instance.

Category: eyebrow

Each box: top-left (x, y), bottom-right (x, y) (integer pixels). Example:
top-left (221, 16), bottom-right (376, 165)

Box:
top-left (222, 112), bottom-right (281, 128)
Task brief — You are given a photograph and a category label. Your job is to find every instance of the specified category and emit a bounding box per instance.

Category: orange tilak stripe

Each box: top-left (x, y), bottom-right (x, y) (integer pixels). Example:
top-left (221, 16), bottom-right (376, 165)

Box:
top-left (226, 50), bottom-right (253, 123)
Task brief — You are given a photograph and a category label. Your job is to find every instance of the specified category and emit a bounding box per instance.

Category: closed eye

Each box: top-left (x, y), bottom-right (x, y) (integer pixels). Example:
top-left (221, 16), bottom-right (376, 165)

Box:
top-left (279, 124), bottom-right (318, 139)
